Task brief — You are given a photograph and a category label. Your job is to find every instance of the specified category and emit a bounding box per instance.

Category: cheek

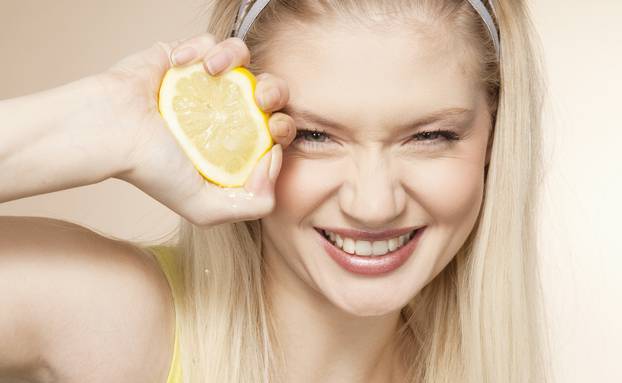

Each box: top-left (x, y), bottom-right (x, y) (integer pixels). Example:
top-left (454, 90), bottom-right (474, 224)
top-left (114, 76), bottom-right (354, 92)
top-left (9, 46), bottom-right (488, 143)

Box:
top-left (403, 158), bottom-right (485, 224)
top-left (272, 155), bottom-right (342, 220)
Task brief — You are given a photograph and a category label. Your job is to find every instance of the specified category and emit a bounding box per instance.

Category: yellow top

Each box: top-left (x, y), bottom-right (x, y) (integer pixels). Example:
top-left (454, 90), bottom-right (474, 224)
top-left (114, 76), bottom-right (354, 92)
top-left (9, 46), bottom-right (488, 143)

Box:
top-left (148, 245), bottom-right (183, 383)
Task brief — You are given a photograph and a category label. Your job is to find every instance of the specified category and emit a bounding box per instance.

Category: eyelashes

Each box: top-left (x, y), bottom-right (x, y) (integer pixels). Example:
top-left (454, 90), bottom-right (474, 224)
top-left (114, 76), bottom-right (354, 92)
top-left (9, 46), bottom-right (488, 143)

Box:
top-left (294, 129), bottom-right (331, 144)
top-left (292, 127), bottom-right (462, 151)
top-left (411, 129), bottom-right (461, 142)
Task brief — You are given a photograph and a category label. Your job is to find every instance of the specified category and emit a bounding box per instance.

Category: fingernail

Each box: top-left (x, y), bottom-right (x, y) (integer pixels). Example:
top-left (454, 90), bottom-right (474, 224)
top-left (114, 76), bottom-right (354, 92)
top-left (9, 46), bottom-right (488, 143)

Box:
top-left (268, 145), bottom-right (282, 182)
top-left (172, 47), bottom-right (196, 66)
top-left (206, 51), bottom-right (229, 75)
top-left (258, 88), bottom-right (279, 110)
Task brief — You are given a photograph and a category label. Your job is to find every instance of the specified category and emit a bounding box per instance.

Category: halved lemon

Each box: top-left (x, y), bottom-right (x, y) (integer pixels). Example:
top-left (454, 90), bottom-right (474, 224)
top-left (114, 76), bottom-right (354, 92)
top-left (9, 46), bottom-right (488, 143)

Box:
top-left (158, 62), bottom-right (273, 188)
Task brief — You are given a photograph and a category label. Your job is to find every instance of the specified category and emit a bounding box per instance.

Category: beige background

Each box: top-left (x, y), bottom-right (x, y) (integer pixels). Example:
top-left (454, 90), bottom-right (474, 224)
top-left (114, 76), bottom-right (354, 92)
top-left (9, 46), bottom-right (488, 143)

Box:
top-left (1, 1), bottom-right (621, 382)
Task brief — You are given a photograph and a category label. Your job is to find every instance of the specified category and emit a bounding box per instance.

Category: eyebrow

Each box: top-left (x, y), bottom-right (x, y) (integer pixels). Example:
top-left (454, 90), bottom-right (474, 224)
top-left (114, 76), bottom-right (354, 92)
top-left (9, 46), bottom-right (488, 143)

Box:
top-left (280, 104), bottom-right (475, 132)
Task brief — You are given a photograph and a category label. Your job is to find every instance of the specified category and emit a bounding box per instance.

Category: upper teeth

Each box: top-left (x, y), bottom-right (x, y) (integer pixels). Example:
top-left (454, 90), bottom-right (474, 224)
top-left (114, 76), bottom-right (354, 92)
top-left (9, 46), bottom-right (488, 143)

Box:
top-left (322, 229), bottom-right (416, 256)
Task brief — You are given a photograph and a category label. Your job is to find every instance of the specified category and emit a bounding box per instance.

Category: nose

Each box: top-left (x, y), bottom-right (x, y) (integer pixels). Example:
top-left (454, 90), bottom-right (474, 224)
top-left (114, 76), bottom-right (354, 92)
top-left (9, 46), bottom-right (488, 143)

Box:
top-left (338, 149), bottom-right (406, 228)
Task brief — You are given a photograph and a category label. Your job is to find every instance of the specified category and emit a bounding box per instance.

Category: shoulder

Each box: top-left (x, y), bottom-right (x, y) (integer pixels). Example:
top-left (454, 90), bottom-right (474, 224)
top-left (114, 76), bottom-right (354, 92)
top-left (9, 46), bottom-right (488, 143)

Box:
top-left (0, 216), bottom-right (175, 382)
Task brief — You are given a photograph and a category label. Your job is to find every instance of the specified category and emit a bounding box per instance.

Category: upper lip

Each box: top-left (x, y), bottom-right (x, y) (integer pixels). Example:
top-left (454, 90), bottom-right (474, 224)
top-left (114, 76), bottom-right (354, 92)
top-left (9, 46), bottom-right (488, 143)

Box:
top-left (315, 226), bottom-right (423, 241)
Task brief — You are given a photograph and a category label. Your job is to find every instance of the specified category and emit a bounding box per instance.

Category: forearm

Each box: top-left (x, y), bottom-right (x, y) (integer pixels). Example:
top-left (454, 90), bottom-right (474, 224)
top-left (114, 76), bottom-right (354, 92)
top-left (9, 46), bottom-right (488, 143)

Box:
top-left (0, 75), bottom-right (131, 203)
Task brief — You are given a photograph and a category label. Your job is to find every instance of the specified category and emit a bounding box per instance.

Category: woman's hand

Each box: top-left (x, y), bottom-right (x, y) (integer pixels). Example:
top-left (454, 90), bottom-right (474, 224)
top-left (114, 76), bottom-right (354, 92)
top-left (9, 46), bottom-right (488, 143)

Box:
top-left (100, 33), bottom-right (296, 227)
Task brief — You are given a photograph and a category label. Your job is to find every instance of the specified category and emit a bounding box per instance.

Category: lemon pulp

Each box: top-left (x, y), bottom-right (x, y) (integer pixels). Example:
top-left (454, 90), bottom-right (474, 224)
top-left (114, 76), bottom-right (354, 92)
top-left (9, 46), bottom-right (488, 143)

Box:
top-left (158, 63), bottom-right (273, 187)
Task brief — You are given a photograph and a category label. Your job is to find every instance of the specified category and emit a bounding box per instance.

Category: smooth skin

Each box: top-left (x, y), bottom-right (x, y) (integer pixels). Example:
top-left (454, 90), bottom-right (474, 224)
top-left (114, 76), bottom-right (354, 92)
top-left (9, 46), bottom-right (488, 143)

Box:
top-left (0, 34), bottom-right (295, 382)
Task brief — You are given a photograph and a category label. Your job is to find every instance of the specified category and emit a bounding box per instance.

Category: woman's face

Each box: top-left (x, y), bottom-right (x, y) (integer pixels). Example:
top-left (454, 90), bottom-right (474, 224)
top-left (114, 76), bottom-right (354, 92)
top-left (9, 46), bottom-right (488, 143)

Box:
top-left (260, 21), bottom-right (492, 316)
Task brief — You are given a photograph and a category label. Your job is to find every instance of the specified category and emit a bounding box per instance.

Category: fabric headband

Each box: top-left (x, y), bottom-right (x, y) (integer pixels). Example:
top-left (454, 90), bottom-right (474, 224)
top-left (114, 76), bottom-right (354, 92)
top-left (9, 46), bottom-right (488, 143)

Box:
top-left (230, 0), bottom-right (501, 61)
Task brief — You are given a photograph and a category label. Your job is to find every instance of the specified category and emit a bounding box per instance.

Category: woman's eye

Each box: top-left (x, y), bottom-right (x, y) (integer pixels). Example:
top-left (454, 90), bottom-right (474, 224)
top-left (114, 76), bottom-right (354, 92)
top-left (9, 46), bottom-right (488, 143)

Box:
top-left (295, 129), bottom-right (330, 143)
top-left (410, 129), bottom-right (461, 144)
top-left (291, 128), bottom-right (333, 151)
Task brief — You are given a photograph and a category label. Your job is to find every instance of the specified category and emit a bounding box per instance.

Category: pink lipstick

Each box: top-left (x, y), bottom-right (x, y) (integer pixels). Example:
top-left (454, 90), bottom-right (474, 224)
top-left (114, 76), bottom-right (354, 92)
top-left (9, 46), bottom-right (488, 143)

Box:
top-left (314, 226), bottom-right (426, 276)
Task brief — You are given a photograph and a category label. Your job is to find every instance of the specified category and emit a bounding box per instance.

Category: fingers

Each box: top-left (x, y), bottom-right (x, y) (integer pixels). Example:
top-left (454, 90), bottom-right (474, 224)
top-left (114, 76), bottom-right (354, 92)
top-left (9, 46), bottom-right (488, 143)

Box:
top-left (170, 35), bottom-right (251, 76)
top-left (254, 73), bottom-right (296, 147)
top-left (255, 72), bottom-right (289, 112)
top-left (202, 37), bottom-right (251, 75)
top-left (168, 34), bottom-right (219, 67)
top-left (268, 113), bottom-right (296, 149)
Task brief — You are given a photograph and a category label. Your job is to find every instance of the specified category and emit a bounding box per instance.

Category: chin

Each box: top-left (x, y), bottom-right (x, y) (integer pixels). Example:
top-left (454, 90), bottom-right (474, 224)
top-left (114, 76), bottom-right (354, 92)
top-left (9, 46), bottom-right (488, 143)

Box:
top-left (339, 302), bottom-right (405, 318)
top-left (327, 288), bottom-right (410, 318)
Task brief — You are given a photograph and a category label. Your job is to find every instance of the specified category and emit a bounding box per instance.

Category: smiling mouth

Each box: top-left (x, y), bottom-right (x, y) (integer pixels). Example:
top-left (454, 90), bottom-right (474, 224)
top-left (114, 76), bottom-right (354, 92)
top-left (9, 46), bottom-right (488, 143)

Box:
top-left (315, 227), bottom-right (420, 257)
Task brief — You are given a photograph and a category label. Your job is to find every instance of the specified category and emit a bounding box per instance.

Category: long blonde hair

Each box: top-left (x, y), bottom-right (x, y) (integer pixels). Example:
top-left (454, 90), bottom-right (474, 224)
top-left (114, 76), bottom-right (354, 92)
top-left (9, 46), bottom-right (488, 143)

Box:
top-left (136, 1), bottom-right (551, 381)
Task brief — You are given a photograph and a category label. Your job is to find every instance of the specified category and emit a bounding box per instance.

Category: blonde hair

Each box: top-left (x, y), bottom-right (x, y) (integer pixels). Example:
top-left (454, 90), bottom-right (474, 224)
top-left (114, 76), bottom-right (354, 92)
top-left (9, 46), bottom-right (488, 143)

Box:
top-left (135, 1), bottom-right (552, 381)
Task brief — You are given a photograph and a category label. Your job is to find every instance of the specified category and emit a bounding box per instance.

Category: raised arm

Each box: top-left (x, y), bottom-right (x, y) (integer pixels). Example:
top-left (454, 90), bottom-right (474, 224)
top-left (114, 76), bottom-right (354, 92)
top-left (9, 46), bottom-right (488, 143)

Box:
top-left (0, 35), bottom-right (296, 226)
top-left (0, 75), bottom-right (132, 203)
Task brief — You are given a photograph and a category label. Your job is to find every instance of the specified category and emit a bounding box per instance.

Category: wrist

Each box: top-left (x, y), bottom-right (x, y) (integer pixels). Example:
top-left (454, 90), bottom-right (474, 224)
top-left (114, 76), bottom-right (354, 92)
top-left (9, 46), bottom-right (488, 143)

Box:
top-left (87, 72), bottom-right (141, 179)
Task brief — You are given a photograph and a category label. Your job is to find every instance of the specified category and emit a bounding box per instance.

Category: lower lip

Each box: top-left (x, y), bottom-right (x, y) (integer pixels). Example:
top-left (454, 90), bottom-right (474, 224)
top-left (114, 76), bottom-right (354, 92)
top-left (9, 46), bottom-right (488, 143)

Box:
top-left (315, 227), bottom-right (426, 276)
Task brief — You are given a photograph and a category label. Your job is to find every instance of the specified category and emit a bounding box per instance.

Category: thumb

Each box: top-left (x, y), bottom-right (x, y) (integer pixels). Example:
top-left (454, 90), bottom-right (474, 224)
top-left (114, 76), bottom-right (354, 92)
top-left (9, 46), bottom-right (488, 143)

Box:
top-left (244, 144), bottom-right (282, 196)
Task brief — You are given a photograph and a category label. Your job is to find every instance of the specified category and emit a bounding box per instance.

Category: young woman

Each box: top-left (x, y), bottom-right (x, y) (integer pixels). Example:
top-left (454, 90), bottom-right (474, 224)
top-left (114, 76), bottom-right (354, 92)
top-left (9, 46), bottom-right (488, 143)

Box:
top-left (0, 0), bottom-right (550, 382)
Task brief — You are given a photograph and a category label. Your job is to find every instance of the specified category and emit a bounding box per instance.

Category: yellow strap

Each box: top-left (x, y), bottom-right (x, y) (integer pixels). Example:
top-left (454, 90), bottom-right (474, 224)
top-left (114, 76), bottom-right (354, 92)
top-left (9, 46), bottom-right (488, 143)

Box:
top-left (147, 245), bottom-right (184, 383)
top-left (168, 330), bottom-right (183, 383)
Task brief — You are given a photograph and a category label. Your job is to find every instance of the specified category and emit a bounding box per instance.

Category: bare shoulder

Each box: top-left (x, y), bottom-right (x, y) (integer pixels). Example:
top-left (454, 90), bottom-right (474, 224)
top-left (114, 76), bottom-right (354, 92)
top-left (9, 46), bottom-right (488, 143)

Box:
top-left (0, 216), bottom-right (175, 383)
